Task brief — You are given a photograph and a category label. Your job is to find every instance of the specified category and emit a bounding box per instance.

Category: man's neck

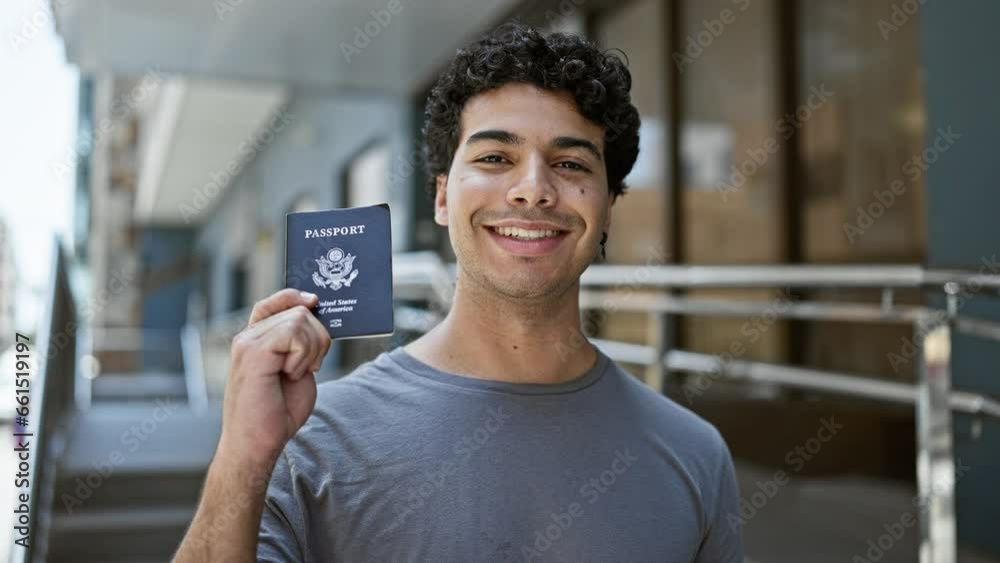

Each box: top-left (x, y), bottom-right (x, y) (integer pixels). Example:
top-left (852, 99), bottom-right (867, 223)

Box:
top-left (404, 270), bottom-right (598, 385)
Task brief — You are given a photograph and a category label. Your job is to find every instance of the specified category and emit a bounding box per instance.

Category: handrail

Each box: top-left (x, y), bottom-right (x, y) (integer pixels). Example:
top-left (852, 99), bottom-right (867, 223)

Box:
top-left (588, 339), bottom-right (1000, 421)
top-left (10, 238), bottom-right (77, 563)
top-left (578, 263), bottom-right (1000, 292)
top-left (580, 291), bottom-right (928, 324)
top-left (578, 291), bottom-right (1000, 342)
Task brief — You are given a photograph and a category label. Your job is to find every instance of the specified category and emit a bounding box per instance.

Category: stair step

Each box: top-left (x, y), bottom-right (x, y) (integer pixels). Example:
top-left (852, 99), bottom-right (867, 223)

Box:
top-left (52, 504), bottom-right (194, 533)
top-left (91, 372), bottom-right (189, 403)
top-left (44, 403), bottom-right (223, 561)
top-left (47, 505), bottom-right (194, 562)
top-left (53, 469), bottom-right (206, 512)
top-left (60, 403), bottom-right (222, 474)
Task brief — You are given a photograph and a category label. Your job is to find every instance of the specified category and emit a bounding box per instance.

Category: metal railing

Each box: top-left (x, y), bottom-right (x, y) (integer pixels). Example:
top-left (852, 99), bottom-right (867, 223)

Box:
top-left (10, 239), bottom-right (77, 563)
top-left (389, 252), bottom-right (1000, 563)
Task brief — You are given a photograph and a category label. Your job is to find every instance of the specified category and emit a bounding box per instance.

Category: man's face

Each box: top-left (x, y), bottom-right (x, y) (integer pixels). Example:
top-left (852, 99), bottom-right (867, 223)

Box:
top-left (435, 82), bottom-right (612, 301)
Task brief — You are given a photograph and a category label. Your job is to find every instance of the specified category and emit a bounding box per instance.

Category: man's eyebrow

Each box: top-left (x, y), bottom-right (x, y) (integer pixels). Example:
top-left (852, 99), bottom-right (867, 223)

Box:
top-left (551, 136), bottom-right (603, 162)
top-left (465, 129), bottom-right (523, 147)
top-left (464, 130), bottom-right (603, 162)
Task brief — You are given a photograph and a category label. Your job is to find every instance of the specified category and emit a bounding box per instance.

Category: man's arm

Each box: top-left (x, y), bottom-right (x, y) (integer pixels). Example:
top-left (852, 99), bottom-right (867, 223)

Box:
top-left (174, 449), bottom-right (276, 561)
top-left (694, 433), bottom-right (745, 563)
top-left (173, 289), bottom-right (331, 562)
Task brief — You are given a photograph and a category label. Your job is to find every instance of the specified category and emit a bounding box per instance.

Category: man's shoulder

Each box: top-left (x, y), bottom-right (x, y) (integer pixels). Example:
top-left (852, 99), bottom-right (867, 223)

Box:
top-left (316, 349), bottom-right (395, 389)
top-left (607, 359), bottom-right (728, 456)
top-left (312, 349), bottom-right (408, 413)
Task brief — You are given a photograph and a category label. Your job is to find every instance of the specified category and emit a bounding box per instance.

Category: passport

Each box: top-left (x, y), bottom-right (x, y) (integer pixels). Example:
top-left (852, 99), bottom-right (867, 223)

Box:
top-left (284, 204), bottom-right (394, 339)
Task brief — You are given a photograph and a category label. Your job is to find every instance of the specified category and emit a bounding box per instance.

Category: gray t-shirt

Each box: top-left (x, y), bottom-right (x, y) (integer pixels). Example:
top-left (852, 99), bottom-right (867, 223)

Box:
top-left (258, 345), bottom-right (743, 562)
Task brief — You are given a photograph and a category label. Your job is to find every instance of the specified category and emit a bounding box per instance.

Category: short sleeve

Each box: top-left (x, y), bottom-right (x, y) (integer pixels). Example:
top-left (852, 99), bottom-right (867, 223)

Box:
top-left (257, 449), bottom-right (307, 562)
top-left (693, 434), bottom-right (744, 563)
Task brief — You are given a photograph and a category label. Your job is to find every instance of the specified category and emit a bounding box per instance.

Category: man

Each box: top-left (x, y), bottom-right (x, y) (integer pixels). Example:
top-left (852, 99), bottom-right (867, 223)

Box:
top-left (174, 22), bottom-right (743, 562)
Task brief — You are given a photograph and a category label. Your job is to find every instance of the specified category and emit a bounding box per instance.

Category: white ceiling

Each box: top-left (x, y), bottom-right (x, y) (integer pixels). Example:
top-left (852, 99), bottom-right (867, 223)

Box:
top-left (55, 0), bottom-right (526, 225)
top-left (133, 78), bottom-right (289, 225)
top-left (55, 0), bottom-right (521, 94)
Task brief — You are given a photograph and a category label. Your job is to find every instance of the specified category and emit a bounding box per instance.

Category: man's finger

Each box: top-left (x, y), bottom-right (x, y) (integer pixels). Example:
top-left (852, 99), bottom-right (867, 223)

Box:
top-left (301, 308), bottom-right (333, 371)
top-left (281, 322), bottom-right (315, 380)
top-left (249, 288), bottom-right (318, 326)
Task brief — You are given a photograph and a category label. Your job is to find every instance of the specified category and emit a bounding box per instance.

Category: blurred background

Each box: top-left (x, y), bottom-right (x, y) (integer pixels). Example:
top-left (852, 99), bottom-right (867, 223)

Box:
top-left (2, 0), bottom-right (999, 562)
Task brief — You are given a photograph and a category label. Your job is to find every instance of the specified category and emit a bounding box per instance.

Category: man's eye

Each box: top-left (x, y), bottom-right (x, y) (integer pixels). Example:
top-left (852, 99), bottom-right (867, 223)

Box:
top-left (557, 161), bottom-right (589, 172)
top-left (477, 155), bottom-right (508, 164)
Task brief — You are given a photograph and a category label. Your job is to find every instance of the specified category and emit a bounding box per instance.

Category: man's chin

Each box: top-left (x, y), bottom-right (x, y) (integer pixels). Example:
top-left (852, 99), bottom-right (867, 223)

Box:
top-left (485, 271), bottom-right (576, 302)
top-left (456, 252), bottom-right (582, 302)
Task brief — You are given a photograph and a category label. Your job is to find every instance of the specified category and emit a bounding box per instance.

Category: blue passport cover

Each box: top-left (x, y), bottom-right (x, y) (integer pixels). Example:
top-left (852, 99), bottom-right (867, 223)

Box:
top-left (284, 204), bottom-right (394, 339)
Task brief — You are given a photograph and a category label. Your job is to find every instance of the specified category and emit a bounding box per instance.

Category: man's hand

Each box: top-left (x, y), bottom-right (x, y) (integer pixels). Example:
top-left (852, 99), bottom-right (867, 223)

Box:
top-left (174, 289), bottom-right (331, 562)
top-left (220, 288), bottom-right (332, 468)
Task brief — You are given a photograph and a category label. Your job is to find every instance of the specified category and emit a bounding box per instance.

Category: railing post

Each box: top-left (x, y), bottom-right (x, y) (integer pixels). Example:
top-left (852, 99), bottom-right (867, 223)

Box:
top-left (915, 314), bottom-right (956, 563)
top-left (644, 312), bottom-right (666, 392)
top-left (181, 324), bottom-right (209, 413)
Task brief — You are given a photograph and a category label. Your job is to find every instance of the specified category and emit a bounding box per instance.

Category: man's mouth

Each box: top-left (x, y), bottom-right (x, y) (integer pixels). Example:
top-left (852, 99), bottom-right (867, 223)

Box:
top-left (484, 225), bottom-right (570, 256)
top-left (488, 226), bottom-right (565, 240)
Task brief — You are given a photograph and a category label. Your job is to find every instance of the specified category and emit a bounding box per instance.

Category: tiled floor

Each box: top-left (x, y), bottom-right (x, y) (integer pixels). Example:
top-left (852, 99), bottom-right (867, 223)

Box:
top-left (736, 462), bottom-right (999, 563)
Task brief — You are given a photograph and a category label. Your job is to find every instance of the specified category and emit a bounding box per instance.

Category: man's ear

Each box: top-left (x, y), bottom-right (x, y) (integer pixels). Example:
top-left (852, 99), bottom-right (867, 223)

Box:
top-left (434, 174), bottom-right (448, 226)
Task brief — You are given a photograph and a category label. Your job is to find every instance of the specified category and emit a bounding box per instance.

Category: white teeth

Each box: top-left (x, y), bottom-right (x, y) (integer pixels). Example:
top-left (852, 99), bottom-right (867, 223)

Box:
top-left (493, 226), bottom-right (560, 240)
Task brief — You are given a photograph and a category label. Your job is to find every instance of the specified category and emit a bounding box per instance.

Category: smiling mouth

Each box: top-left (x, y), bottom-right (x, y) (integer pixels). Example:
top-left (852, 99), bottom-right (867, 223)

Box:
top-left (487, 226), bottom-right (566, 240)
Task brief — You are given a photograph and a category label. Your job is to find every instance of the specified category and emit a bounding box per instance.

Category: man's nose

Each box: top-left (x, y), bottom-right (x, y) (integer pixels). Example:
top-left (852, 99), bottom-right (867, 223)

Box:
top-left (506, 156), bottom-right (558, 208)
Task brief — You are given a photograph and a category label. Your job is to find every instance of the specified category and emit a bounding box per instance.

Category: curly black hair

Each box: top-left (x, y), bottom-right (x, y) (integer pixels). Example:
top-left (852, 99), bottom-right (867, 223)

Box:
top-left (421, 21), bottom-right (641, 200)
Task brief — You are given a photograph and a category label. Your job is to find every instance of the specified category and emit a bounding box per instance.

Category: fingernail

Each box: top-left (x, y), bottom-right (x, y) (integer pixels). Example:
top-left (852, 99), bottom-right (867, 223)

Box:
top-left (300, 291), bottom-right (316, 301)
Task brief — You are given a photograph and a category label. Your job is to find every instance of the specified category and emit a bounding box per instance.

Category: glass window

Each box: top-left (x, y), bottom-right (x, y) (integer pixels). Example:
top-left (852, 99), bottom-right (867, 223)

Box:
top-left (799, 1), bottom-right (925, 263)
top-left (678, 0), bottom-right (788, 364)
top-left (680, 0), bottom-right (782, 264)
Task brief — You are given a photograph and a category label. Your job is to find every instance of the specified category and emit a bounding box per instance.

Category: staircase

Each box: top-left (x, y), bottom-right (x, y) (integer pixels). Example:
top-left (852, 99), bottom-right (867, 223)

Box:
top-left (45, 372), bottom-right (221, 563)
